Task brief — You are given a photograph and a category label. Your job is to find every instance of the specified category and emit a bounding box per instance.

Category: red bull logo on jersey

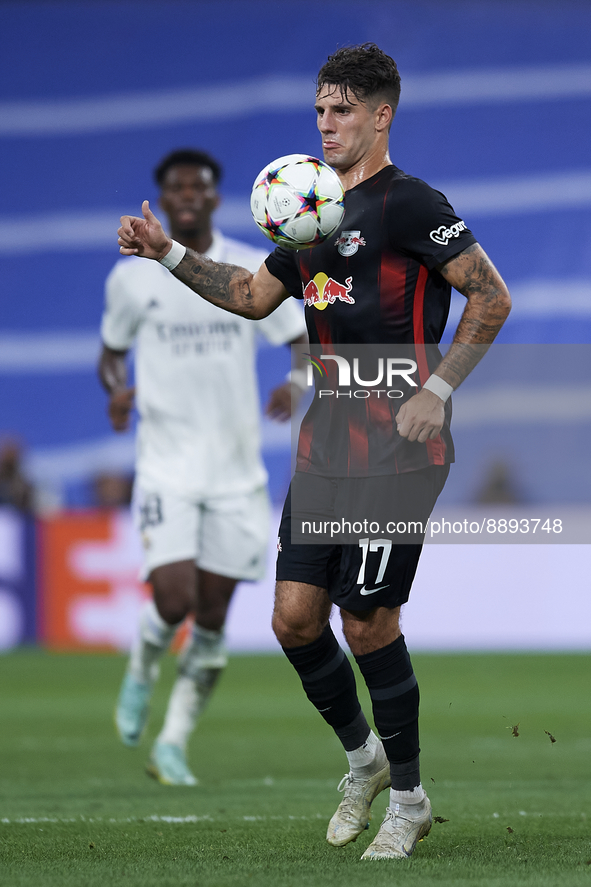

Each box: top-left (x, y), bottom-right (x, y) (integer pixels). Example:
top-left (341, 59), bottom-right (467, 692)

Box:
top-left (335, 230), bottom-right (366, 257)
top-left (302, 272), bottom-right (355, 310)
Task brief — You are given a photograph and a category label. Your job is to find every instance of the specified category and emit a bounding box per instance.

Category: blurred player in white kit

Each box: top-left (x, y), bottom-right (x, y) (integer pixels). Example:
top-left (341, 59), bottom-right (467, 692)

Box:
top-left (99, 148), bottom-right (307, 785)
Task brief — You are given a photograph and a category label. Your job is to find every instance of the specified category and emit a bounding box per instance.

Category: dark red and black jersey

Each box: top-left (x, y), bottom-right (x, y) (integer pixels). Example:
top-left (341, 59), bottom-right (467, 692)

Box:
top-left (265, 164), bottom-right (477, 477)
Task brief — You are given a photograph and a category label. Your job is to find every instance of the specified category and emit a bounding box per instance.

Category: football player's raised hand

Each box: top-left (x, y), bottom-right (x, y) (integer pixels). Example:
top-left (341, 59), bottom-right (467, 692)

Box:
top-left (118, 200), bottom-right (171, 260)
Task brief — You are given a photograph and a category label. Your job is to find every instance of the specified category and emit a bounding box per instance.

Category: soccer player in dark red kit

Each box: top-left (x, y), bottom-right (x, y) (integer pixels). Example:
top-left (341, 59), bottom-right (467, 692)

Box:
top-left (117, 44), bottom-right (511, 861)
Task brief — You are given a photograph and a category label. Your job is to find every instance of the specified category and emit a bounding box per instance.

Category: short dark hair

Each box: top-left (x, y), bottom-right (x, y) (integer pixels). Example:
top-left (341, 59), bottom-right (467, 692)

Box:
top-left (153, 149), bottom-right (223, 187)
top-left (316, 43), bottom-right (401, 118)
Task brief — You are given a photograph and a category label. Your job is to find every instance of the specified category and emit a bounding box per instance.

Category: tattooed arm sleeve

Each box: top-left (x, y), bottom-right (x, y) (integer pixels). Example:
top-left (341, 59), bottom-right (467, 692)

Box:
top-left (434, 243), bottom-right (512, 389)
top-left (171, 252), bottom-right (289, 320)
top-left (117, 202), bottom-right (289, 319)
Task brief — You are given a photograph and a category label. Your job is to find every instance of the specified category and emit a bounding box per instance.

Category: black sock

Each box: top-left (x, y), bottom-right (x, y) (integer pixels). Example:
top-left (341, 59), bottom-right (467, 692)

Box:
top-left (282, 625), bottom-right (367, 745)
top-left (355, 634), bottom-right (421, 791)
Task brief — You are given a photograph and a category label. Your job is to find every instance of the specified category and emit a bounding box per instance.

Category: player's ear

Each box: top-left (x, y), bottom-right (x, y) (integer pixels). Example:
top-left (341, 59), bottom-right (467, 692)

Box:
top-left (375, 102), bottom-right (393, 133)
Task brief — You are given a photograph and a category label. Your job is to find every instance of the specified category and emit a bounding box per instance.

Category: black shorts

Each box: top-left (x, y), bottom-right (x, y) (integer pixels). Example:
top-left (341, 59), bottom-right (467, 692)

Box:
top-left (276, 465), bottom-right (449, 612)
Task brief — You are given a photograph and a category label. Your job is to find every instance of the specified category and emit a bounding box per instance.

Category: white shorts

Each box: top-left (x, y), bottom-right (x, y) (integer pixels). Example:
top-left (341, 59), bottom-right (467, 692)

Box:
top-left (133, 483), bottom-right (271, 581)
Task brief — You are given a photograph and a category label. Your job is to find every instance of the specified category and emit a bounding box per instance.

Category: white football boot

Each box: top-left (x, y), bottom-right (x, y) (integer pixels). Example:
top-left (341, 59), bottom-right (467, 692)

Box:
top-left (326, 756), bottom-right (391, 847)
top-left (361, 795), bottom-right (432, 859)
top-left (114, 672), bottom-right (152, 747)
top-left (146, 741), bottom-right (198, 786)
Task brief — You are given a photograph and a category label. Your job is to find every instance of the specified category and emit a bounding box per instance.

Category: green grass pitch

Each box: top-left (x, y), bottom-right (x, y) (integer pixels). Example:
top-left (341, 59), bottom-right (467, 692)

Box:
top-left (1, 649), bottom-right (590, 886)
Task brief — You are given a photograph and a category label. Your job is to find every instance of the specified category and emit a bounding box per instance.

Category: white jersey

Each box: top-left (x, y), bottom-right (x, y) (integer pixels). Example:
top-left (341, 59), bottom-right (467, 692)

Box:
top-left (101, 231), bottom-right (305, 498)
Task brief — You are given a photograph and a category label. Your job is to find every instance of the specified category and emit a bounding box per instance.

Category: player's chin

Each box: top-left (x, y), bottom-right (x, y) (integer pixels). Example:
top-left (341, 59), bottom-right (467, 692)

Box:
top-left (322, 147), bottom-right (343, 166)
top-left (325, 155), bottom-right (346, 170)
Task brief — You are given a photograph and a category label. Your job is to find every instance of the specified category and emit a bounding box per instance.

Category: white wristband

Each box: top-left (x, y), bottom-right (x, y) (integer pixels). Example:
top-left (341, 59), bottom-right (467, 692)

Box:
top-left (159, 240), bottom-right (186, 271)
top-left (422, 374), bottom-right (454, 402)
top-left (286, 369), bottom-right (309, 392)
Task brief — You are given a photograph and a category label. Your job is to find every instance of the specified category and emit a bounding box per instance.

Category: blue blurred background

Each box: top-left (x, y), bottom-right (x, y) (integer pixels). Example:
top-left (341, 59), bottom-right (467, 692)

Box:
top-left (1, 0), bottom-right (590, 510)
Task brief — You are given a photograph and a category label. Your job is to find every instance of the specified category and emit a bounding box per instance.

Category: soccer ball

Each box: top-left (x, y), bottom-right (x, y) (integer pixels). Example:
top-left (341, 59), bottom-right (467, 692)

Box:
top-left (250, 154), bottom-right (345, 250)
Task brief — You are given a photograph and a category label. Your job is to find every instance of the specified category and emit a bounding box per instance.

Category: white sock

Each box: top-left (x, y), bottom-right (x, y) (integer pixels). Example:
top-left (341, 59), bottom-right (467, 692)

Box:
top-left (156, 623), bottom-right (227, 748)
top-left (184, 624), bottom-right (228, 671)
top-left (157, 675), bottom-right (198, 749)
top-left (346, 731), bottom-right (385, 777)
top-left (390, 784), bottom-right (425, 808)
top-left (128, 600), bottom-right (177, 684)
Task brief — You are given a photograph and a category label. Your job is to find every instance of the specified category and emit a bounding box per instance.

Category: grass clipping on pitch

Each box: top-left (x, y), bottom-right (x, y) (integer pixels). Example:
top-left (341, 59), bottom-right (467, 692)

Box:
top-left (0, 650), bottom-right (590, 887)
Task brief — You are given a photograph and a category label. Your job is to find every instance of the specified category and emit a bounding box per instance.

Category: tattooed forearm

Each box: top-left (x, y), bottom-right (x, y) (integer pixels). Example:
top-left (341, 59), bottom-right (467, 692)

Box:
top-left (171, 250), bottom-right (258, 317)
top-left (435, 243), bottom-right (512, 389)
